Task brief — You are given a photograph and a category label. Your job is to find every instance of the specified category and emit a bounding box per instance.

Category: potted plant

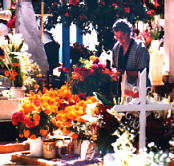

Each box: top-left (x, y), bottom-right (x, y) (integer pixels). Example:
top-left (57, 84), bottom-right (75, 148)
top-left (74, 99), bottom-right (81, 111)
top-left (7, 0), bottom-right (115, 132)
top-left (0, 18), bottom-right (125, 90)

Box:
top-left (0, 33), bottom-right (40, 98)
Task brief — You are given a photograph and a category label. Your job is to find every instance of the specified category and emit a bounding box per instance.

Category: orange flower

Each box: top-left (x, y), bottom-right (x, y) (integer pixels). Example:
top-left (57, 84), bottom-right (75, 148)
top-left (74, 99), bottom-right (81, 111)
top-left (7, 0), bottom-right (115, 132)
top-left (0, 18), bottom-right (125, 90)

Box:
top-left (19, 133), bottom-right (23, 138)
top-left (22, 103), bottom-right (35, 114)
top-left (12, 63), bottom-right (20, 67)
top-left (33, 114), bottom-right (40, 126)
top-left (51, 118), bottom-right (56, 126)
top-left (89, 55), bottom-right (98, 62)
top-left (62, 128), bottom-right (71, 135)
top-left (40, 126), bottom-right (49, 137)
top-left (34, 84), bottom-right (40, 90)
top-left (71, 133), bottom-right (78, 139)
top-left (4, 70), bottom-right (10, 77)
top-left (30, 134), bottom-right (37, 139)
top-left (36, 74), bottom-right (42, 77)
top-left (9, 70), bottom-right (18, 80)
top-left (23, 129), bottom-right (31, 138)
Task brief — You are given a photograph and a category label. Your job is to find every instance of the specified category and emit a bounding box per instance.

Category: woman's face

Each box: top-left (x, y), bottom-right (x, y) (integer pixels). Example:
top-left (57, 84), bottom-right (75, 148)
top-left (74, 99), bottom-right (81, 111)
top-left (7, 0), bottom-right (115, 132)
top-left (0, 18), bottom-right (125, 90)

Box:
top-left (114, 31), bottom-right (129, 46)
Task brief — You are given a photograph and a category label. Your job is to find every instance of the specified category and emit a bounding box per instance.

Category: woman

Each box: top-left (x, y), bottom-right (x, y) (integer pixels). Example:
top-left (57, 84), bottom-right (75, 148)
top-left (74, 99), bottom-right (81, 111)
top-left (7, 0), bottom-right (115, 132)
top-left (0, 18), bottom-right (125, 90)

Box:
top-left (112, 19), bottom-right (151, 97)
top-left (15, 0), bottom-right (49, 76)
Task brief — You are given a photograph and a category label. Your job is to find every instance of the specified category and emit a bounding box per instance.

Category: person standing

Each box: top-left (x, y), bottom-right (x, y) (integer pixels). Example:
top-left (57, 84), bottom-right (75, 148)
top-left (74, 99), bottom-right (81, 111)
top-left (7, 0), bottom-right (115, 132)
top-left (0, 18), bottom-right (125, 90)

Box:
top-left (112, 19), bottom-right (151, 97)
top-left (43, 31), bottom-right (60, 75)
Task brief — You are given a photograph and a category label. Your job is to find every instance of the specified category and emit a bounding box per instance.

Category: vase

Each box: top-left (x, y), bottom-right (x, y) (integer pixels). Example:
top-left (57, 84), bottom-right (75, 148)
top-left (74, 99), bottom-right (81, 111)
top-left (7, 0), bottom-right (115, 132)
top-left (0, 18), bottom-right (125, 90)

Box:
top-left (29, 137), bottom-right (43, 157)
top-left (43, 139), bottom-right (56, 159)
top-left (81, 140), bottom-right (90, 160)
top-left (72, 138), bottom-right (82, 155)
top-left (80, 140), bottom-right (99, 160)
top-left (10, 87), bottom-right (25, 99)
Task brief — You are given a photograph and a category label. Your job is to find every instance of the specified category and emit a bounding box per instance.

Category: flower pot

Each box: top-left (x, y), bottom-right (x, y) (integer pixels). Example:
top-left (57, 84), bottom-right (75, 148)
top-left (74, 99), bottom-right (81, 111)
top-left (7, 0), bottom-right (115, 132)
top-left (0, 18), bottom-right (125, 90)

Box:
top-left (29, 137), bottom-right (43, 157)
top-left (10, 87), bottom-right (25, 99)
top-left (72, 138), bottom-right (82, 155)
top-left (80, 140), bottom-right (99, 160)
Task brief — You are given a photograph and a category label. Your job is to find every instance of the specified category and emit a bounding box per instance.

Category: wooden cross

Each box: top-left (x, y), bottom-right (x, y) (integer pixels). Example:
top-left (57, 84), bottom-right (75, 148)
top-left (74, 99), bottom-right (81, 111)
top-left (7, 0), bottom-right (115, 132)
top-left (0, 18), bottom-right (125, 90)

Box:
top-left (107, 69), bottom-right (171, 152)
top-left (35, 1), bottom-right (53, 41)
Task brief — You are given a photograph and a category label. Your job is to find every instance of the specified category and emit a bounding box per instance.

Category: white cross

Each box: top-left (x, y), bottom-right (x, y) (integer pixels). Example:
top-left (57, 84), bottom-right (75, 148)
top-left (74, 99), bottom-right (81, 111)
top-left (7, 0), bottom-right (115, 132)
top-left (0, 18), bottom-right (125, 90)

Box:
top-left (108, 69), bottom-right (171, 152)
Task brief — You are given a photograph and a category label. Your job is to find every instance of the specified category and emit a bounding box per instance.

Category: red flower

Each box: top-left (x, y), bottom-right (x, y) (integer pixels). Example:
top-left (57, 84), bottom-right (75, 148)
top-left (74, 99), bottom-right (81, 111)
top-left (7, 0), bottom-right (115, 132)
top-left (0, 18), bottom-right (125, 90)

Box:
top-left (12, 112), bottom-right (25, 126)
top-left (154, 0), bottom-right (160, 8)
top-left (7, 16), bottom-right (15, 29)
top-left (65, 12), bottom-right (69, 17)
top-left (112, 3), bottom-right (118, 7)
top-left (62, 67), bottom-right (71, 73)
top-left (124, 7), bottom-right (130, 13)
top-left (93, 58), bottom-right (99, 64)
top-left (69, 0), bottom-right (79, 6)
top-left (147, 10), bottom-right (155, 15)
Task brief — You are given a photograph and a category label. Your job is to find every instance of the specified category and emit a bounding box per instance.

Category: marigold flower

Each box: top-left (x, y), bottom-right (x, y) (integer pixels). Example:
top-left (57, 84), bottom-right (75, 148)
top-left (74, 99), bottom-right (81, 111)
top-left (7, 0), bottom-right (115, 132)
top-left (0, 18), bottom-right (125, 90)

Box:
top-left (36, 74), bottom-right (42, 77)
top-left (22, 103), bottom-right (35, 114)
top-left (33, 114), bottom-right (40, 126)
top-left (30, 134), bottom-right (37, 139)
top-left (34, 84), bottom-right (40, 90)
top-left (40, 128), bottom-right (49, 137)
top-left (23, 129), bottom-right (31, 138)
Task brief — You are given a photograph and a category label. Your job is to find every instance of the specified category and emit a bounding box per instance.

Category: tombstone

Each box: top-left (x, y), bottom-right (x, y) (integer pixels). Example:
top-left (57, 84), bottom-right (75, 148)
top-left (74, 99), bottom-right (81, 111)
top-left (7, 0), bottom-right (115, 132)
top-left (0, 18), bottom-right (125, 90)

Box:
top-left (108, 69), bottom-right (171, 152)
top-left (15, 0), bottom-right (49, 76)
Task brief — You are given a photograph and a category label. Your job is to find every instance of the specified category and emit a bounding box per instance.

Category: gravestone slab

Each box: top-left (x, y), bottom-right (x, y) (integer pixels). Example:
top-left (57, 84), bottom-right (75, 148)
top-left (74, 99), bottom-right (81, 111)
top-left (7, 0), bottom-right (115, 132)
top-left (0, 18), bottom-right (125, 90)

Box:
top-left (15, 0), bottom-right (49, 75)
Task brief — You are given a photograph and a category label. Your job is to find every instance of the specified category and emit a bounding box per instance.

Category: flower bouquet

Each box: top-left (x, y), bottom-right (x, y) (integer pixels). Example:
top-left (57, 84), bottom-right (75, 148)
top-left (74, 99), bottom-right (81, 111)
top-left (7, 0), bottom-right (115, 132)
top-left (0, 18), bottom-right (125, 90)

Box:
top-left (0, 33), bottom-right (40, 88)
top-left (64, 55), bottom-right (120, 104)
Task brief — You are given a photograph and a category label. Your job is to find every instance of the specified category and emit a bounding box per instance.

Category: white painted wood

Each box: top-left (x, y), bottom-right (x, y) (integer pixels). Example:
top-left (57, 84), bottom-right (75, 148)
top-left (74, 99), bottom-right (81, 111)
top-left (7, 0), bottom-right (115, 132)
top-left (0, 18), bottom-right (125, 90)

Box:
top-left (108, 69), bottom-right (171, 152)
top-left (0, 99), bottom-right (20, 120)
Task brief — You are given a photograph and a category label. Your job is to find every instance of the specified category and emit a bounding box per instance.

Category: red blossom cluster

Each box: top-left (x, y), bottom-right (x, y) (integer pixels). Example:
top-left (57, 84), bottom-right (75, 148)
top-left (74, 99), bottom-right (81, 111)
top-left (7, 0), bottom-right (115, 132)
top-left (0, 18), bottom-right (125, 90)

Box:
top-left (7, 16), bottom-right (15, 29)
top-left (12, 112), bottom-right (25, 126)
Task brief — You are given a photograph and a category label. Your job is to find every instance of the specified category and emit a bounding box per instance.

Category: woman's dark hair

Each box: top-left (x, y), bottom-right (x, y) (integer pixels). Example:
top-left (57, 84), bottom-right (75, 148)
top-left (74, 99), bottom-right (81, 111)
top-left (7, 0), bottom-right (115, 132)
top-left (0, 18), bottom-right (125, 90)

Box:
top-left (112, 19), bottom-right (132, 35)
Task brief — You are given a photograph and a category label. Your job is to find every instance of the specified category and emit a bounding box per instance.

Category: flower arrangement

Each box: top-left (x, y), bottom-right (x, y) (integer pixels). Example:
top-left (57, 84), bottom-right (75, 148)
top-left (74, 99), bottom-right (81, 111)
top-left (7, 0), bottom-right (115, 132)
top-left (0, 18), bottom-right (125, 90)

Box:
top-left (11, 84), bottom-right (102, 140)
top-left (65, 55), bottom-right (120, 103)
top-left (70, 42), bottom-right (94, 66)
top-left (0, 33), bottom-right (40, 88)
top-left (104, 131), bottom-right (172, 166)
top-left (134, 28), bottom-right (153, 49)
